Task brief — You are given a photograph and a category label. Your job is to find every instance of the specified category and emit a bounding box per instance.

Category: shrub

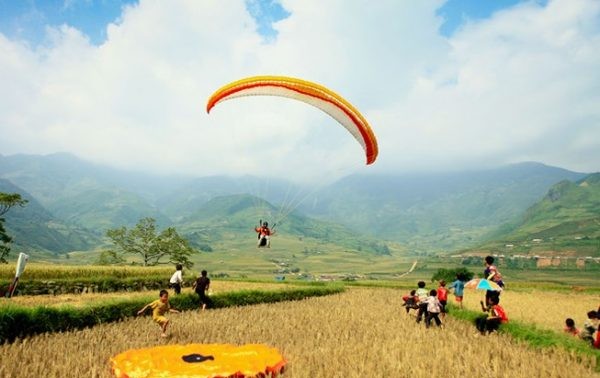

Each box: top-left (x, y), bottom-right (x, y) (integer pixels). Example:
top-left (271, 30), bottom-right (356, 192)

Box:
top-left (0, 285), bottom-right (344, 344)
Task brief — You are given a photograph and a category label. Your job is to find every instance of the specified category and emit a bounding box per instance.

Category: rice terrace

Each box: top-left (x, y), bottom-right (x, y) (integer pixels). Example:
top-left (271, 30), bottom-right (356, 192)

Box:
top-left (0, 262), bottom-right (598, 377)
top-left (1, 0), bottom-right (600, 377)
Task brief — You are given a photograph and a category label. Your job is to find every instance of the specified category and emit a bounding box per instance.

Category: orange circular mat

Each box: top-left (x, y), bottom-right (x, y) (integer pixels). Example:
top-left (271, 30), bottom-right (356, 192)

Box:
top-left (111, 343), bottom-right (286, 378)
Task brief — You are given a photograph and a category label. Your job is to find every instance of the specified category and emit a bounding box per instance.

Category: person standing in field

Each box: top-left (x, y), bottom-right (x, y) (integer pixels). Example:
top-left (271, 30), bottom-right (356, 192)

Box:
top-left (484, 256), bottom-right (503, 285)
top-left (448, 273), bottom-right (466, 309)
top-left (137, 289), bottom-right (180, 338)
top-left (484, 256), bottom-right (504, 303)
top-left (563, 318), bottom-right (580, 336)
top-left (424, 289), bottom-right (443, 328)
top-left (437, 280), bottom-right (449, 319)
top-left (192, 270), bottom-right (212, 311)
top-left (415, 281), bottom-right (428, 323)
top-left (169, 264), bottom-right (184, 295)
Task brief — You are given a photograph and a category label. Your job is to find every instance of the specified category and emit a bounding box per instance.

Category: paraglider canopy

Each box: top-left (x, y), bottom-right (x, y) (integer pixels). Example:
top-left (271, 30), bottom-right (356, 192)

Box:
top-left (111, 343), bottom-right (287, 378)
top-left (207, 75), bottom-right (378, 165)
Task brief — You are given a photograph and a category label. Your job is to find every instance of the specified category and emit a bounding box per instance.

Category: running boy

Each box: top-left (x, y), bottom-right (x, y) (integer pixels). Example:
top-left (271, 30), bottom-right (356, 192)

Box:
top-left (415, 281), bottom-right (428, 323)
top-left (424, 289), bottom-right (443, 328)
top-left (448, 273), bottom-right (466, 309)
top-left (169, 264), bottom-right (184, 295)
top-left (137, 289), bottom-right (180, 337)
top-left (192, 270), bottom-right (212, 311)
top-left (402, 290), bottom-right (418, 314)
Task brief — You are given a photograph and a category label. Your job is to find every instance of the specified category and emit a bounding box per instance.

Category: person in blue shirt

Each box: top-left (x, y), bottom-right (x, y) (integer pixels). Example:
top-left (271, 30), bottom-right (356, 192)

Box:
top-left (448, 273), bottom-right (466, 309)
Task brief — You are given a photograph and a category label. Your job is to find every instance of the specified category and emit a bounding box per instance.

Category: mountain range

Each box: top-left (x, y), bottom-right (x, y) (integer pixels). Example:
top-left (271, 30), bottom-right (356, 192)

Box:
top-left (0, 152), bottom-right (597, 257)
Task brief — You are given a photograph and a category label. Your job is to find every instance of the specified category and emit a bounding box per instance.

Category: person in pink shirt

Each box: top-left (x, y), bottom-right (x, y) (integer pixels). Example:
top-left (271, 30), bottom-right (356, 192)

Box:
top-left (437, 280), bottom-right (449, 319)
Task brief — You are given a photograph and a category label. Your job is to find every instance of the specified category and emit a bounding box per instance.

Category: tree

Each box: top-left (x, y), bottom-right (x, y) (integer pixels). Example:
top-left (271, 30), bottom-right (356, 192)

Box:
top-left (0, 193), bottom-right (28, 263)
top-left (431, 267), bottom-right (474, 284)
top-left (106, 217), bottom-right (196, 268)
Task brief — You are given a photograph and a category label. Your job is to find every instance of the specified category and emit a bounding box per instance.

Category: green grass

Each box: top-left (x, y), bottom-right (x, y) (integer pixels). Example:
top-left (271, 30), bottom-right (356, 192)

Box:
top-left (447, 304), bottom-right (600, 371)
top-left (0, 284), bottom-right (344, 344)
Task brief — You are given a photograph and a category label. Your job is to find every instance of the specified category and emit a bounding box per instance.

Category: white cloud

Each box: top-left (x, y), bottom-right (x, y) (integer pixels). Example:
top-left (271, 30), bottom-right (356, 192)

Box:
top-left (0, 0), bottom-right (599, 182)
top-left (376, 0), bottom-right (600, 173)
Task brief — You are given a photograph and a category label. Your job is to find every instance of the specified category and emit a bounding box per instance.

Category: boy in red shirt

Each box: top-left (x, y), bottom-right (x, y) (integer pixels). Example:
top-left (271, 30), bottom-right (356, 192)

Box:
top-left (476, 296), bottom-right (508, 334)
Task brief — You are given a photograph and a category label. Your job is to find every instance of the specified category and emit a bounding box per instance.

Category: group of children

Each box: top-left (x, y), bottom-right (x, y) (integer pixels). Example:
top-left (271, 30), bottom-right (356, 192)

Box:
top-left (564, 308), bottom-right (600, 349)
top-left (402, 274), bottom-right (508, 334)
top-left (138, 265), bottom-right (212, 337)
top-left (402, 277), bottom-right (464, 329)
top-left (402, 256), bottom-right (510, 335)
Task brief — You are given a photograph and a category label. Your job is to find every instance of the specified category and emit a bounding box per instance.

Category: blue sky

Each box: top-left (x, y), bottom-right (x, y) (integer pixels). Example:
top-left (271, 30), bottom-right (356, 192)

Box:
top-left (437, 0), bottom-right (547, 35)
top-left (0, 0), bottom-right (537, 45)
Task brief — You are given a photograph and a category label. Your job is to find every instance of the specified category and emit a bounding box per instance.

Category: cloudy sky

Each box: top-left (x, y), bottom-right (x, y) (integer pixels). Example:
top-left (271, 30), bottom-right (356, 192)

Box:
top-left (0, 0), bottom-right (599, 182)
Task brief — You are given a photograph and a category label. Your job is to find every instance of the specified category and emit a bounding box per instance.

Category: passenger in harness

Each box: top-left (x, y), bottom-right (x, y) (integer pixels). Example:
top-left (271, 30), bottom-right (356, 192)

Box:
top-left (255, 221), bottom-right (274, 248)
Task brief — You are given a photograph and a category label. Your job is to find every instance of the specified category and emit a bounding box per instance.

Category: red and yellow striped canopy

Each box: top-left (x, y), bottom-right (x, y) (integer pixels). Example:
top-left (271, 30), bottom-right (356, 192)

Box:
top-left (207, 76), bottom-right (378, 165)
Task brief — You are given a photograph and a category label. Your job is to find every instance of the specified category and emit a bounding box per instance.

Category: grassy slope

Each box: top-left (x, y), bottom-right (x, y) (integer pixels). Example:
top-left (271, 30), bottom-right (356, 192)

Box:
top-left (468, 173), bottom-right (600, 257)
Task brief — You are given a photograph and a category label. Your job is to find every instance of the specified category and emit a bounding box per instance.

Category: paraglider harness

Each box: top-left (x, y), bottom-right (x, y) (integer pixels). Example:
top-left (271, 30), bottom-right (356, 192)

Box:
top-left (256, 220), bottom-right (275, 248)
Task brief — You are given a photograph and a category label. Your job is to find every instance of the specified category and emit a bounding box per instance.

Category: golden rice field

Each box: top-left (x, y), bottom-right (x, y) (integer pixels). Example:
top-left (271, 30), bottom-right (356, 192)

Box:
top-left (1, 288), bottom-right (597, 378)
top-left (0, 281), bottom-right (299, 308)
top-left (0, 264), bottom-right (174, 279)
top-left (460, 287), bottom-right (599, 332)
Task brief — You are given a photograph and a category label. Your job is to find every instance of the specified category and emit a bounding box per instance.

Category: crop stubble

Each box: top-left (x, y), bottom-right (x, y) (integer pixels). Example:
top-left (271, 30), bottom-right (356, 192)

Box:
top-left (0, 288), bottom-right (597, 378)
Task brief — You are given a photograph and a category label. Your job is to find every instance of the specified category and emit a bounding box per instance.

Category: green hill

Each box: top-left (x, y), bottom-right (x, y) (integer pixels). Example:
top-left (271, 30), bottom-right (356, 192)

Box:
top-left (159, 176), bottom-right (297, 222)
top-left (0, 179), bottom-right (100, 254)
top-left (1, 153), bottom-right (590, 254)
top-left (47, 187), bottom-right (171, 231)
top-left (474, 173), bottom-right (600, 256)
top-left (306, 162), bottom-right (586, 251)
top-left (178, 194), bottom-right (397, 256)
top-left (0, 153), bottom-right (172, 231)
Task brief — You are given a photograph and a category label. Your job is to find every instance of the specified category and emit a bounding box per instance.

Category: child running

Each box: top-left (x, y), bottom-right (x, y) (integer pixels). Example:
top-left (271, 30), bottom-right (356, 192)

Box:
top-left (424, 289), bottom-right (443, 328)
top-left (169, 264), bottom-right (184, 295)
top-left (448, 273), bottom-right (466, 309)
top-left (192, 270), bottom-right (212, 311)
top-left (137, 289), bottom-right (180, 337)
top-left (437, 280), bottom-right (449, 319)
top-left (415, 281), bottom-right (428, 323)
top-left (402, 290), bottom-right (418, 314)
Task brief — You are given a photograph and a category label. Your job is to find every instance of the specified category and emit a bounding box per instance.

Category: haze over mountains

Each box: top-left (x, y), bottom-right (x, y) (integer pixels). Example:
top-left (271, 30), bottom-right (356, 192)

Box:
top-left (0, 153), bottom-right (596, 256)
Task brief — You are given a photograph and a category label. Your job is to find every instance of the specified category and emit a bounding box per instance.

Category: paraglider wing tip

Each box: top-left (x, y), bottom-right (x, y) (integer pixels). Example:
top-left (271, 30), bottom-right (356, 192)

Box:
top-left (366, 152), bottom-right (378, 165)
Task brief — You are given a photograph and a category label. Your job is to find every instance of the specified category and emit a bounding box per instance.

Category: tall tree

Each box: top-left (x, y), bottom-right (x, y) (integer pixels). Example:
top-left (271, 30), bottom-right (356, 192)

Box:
top-left (0, 193), bottom-right (28, 263)
top-left (106, 217), bottom-right (196, 268)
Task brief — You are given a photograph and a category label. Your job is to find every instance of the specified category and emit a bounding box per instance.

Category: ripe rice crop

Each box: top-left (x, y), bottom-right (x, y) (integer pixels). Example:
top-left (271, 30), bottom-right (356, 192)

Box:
top-left (0, 288), bottom-right (597, 378)
top-left (461, 288), bottom-right (599, 333)
top-left (0, 264), bottom-right (173, 280)
top-left (1, 281), bottom-right (299, 308)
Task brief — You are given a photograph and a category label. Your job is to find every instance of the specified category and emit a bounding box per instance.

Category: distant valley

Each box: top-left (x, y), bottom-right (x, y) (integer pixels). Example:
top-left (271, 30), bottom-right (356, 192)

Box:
top-left (1, 152), bottom-right (598, 259)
